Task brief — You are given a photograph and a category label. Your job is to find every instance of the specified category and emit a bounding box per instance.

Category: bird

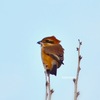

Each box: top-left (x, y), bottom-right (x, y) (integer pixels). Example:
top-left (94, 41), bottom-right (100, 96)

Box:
top-left (37, 36), bottom-right (64, 76)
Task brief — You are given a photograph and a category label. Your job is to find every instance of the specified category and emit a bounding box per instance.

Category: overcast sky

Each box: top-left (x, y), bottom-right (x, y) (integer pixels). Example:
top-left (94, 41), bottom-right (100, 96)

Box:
top-left (0, 0), bottom-right (100, 100)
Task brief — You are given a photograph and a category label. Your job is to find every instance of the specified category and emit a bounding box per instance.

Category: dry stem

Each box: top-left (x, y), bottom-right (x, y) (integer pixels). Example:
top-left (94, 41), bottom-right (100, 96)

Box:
top-left (45, 71), bottom-right (48, 100)
top-left (73, 39), bottom-right (82, 100)
top-left (45, 71), bottom-right (54, 100)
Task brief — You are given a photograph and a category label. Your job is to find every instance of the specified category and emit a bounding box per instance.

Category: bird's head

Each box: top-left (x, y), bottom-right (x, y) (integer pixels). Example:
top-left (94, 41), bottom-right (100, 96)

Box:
top-left (37, 36), bottom-right (60, 47)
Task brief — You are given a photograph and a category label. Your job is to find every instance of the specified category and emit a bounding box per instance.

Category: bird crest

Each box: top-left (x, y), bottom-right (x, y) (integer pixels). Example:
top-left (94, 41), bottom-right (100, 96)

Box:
top-left (42, 36), bottom-right (61, 44)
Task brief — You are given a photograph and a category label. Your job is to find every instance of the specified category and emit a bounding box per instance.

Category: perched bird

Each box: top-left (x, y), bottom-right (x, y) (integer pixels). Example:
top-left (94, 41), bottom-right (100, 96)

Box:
top-left (37, 36), bottom-right (64, 76)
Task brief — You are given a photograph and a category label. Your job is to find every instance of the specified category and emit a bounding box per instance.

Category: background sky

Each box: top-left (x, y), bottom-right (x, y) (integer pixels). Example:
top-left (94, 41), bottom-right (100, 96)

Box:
top-left (0, 0), bottom-right (100, 100)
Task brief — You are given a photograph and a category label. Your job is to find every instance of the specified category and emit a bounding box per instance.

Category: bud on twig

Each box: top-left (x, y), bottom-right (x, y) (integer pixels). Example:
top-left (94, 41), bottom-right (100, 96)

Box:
top-left (79, 67), bottom-right (81, 71)
top-left (76, 47), bottom-right (79, 51)
top-left (77, 91), bottom-right (80, 97)
top-left (46, 81), bottom-right (48, 86)
top-left (50, 89), bottom-right (54, 94)
top-left (73, 78), bottom-right (76, 83)
top-left (80, 42), bottom-right (82, 45)
top-left (79, 55), bottom-right (82, 61)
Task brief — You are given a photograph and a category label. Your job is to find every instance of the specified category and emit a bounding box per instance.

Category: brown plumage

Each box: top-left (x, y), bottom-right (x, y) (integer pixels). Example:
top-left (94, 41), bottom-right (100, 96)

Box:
top-left (37, 36), bottom-right (64, 76)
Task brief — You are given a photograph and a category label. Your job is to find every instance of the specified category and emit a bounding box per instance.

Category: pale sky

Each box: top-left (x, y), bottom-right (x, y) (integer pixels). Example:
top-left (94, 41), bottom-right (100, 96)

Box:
top-left (0, 0), bottom-right (100, 100)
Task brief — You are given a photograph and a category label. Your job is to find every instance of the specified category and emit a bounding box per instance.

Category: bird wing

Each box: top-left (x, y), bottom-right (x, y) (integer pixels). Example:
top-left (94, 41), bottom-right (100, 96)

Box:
top-left (44, 44), bottom-right (64, 65)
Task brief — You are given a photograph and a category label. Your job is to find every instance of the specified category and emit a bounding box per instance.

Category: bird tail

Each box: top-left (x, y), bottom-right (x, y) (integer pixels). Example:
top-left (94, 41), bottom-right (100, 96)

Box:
top-left (50, 65), bottom-right (57, 76)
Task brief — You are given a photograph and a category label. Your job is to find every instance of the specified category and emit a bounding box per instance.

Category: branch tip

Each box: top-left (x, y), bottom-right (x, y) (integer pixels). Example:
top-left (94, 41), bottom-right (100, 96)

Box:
top-left (78, 39), bottom-right (80, 42)
top-left (78, 39), bottom-right (82, 45)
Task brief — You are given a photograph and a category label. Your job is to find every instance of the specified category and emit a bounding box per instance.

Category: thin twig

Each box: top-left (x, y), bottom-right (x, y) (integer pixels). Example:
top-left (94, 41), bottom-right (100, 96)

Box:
top-left (73, 39), bottom-right (82, 100)
top-left (48, 73), bottom-right (51, 100)
top-left (45, 71), bottom-right (54, 100)
top-left (45, 71), bottom-right (48, 100)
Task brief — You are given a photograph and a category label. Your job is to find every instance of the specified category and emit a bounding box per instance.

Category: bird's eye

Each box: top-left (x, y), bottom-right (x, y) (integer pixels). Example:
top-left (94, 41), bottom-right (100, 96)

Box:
top-left (45, 40), bottom-right (50, 42)
top-left (45, 40), bottom-right (54, 44)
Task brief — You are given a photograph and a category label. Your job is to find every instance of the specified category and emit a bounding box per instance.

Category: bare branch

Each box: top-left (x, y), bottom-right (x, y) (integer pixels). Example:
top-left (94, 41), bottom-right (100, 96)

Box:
top-left (74, 39), bottom-right (82, 100)
top-left (45, 71), bottom-right (48, 100)
top-left (45, 71), bottom-right (54, 100)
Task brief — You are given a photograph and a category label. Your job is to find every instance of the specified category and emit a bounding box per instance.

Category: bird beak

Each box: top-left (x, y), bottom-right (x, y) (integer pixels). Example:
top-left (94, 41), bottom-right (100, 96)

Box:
top-left (37, 41), bottom-right (41, 44)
